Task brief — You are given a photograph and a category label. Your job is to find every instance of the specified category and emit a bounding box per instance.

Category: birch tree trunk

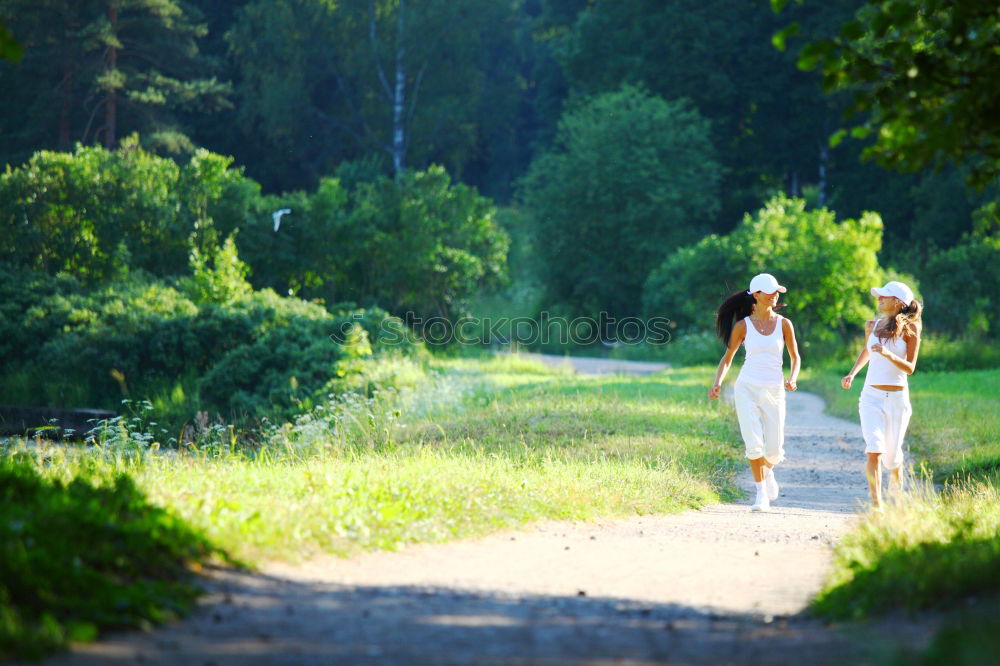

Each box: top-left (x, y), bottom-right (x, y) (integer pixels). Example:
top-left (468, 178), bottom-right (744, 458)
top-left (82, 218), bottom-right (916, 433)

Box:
top-left (103, 2), bottom-right (118, 149)
top-left (391, 0), bottom-right (406, 176)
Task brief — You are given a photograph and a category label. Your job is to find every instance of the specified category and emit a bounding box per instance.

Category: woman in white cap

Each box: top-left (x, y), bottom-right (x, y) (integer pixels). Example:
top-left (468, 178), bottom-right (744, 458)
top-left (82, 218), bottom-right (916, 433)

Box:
top-left (709, 273), bottom-right (801, 512)
top-left (841, 281), bottom-right (922, 508)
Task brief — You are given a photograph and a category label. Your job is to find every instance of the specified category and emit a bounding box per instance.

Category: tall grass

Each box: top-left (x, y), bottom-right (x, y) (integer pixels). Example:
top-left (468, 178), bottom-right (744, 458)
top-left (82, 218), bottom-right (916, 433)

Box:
top-left (4, 357), bottom-right (741, 566)
top-left (813, 478), bottom-right (1000, 619)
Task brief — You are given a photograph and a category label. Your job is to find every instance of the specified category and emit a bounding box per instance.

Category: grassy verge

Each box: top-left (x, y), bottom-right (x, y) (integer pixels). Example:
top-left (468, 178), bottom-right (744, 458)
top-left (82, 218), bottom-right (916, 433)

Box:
top-left (0, 458), bottom-right (221, 660)
top-left (3, 355), bottom-right (740, 656)
top-left (812, 478), bottom-right (1000, 619)
top-left (115, 359), bottom-right (741, 563)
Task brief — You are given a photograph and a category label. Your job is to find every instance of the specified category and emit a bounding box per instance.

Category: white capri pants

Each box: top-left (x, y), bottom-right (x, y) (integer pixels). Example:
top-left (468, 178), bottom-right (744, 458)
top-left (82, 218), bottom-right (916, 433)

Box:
top-left (733, 379), bottom-right (786, 465)
top-left (859, 386), bottom-right (912, 470)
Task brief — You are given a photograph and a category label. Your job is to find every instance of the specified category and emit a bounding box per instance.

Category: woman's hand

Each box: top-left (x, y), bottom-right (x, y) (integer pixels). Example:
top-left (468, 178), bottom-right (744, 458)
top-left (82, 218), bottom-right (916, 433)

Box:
top-left (708, 384), bottom-right (721, 400)
top-left (841, 375), bottom-right (854, 390)
top-left (870, 342), bottom-right (886, 356)
top-left (785, 379), bottom-right (797, 392)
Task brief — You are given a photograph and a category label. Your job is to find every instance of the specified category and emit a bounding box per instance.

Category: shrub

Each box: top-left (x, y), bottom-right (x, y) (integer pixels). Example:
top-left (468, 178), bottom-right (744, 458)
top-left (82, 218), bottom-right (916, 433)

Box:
top-left (0, 458), bottom-right (218, 659)
top-left (0, 139), bottom-right (258, 284)
top-left (644, 195), bottom-right (901, 350)
top-left (918, 233), bottom-right (1000, 339)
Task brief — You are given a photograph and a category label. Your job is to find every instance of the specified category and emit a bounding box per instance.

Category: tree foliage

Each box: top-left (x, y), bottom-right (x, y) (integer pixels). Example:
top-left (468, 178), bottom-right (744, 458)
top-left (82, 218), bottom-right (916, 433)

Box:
top-left (520, 86), bottom-right (721, 318)
top-left (783, 0), bottom-right (1000, 188)
top-left (0, 141), bottom-right (507, 322)
top-left (0, 0), bottom-right (230, 159)
top-left (644, 195), bottom-right (894, 346)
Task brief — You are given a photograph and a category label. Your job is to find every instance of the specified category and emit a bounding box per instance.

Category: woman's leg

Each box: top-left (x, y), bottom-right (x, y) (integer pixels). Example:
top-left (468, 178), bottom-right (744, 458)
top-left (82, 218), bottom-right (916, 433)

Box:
top-left (866, 452), bottom-right (883, 506)
top-left (882, 392), bottom-right (912, 497)
top-left (859, 387), bottom-right (888, 507)
top-left (749, 456), bottom-right (767, 482)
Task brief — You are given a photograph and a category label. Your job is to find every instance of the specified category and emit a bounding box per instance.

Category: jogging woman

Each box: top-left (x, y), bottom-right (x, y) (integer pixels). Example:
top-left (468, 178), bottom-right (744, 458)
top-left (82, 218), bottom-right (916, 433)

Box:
top-left (841, 281), bottom-right (922, 508)
top-left (709, 273), bottom-right (801, 512)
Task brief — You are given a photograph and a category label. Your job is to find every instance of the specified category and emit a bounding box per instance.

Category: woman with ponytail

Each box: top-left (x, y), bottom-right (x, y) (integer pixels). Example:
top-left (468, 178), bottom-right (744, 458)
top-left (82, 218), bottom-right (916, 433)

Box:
top-left (708, 273), bottom-right (801, 512)
top-left (841, 281), bottom-right (922, 509)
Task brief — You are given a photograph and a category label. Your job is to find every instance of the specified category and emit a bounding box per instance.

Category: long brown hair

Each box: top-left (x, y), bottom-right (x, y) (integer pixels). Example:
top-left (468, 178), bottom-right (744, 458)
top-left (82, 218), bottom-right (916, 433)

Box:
top-left (876, 300), bottom-right (923, 341)
top-left (715, 290), bottom-right (754, 345)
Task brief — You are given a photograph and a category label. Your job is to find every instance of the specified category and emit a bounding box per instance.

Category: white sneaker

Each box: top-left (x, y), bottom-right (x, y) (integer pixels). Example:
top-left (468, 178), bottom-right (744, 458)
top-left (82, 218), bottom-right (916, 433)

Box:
top-left (751, 492), bottom-right (770, 512)
top-left (765, 467), bottom-right (779, 501)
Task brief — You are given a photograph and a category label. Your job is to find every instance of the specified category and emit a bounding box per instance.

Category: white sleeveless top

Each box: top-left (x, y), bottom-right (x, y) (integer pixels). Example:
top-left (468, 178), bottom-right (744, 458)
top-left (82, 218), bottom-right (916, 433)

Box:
top-left (864, 325), bottom-right (908, 388)
top-left (738, 315), bottom-right (784, 387)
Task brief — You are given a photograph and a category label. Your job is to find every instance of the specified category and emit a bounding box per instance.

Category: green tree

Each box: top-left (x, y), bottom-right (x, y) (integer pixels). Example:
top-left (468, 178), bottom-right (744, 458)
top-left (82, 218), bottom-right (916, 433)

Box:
top-left (520, 85), bottom-right (721, 318)
top-left (0, 138), bottom-right (257, 283)
top-left (781, 0), bottom-right (1000, 188)
top-left (644, 195), bottom-right (893, 348)
top-left (340, 165), bottom-right (509, 320)
top-left (0, 0), bottom-right (230, 162)
top-left (226, 0), bottom-right (515, 190)
top-left (549, 0), bottom-right (863, 227)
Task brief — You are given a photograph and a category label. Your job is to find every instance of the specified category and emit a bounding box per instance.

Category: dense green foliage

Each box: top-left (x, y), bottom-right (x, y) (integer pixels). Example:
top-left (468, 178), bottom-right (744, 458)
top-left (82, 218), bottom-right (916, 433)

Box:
top-left (644, 195), bottom-right (894, 350)
top-left (0, 141), bottom-right (507, 320)
top-left (0, 266), bottom-right (418, 423)
top-left (0, 458), bottom-right (218, 659)
top-left (0, 0), bottom-right (230, 157)
top-left (919, 232), bottom-right (1000, 339)
top-left (520, 86), bottom-right (720, 318)
top-left (783, 0), bottom-right (1000, 188)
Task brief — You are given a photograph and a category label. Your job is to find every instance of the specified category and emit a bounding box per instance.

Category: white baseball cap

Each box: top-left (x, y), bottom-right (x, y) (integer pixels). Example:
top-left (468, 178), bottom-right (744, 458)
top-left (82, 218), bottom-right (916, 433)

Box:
top-left (871, 280), bottom-right (914, 305)
top-left (747, 273), bottom-right (786, 294)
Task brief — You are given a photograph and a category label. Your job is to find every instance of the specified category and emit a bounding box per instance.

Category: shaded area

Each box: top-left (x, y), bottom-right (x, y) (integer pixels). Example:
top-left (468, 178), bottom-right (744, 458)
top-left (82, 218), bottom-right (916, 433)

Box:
top-left (41, 566), bottom-right (934, 666)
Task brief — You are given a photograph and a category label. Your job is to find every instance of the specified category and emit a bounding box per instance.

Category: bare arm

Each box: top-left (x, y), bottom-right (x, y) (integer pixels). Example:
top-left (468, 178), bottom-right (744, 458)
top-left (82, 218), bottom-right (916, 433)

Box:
top-left (841, 320), bottom-right (874, 389)
top-left (871, 324), bottom-right (921, 375)
top-left (708, 320), bottom-right (746, 400)
top-left (782, 318), bottom-right (800, 391)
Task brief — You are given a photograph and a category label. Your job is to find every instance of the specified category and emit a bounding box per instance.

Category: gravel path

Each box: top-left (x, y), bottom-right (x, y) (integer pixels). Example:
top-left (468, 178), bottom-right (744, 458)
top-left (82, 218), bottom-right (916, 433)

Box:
top-left (41, 355), bottom-right (935, 665)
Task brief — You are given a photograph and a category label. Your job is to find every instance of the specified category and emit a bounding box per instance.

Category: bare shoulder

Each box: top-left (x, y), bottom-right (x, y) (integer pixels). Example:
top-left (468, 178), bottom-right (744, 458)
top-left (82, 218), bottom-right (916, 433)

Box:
top-left (864, 318), bottom-right (876, 332)
top-left (732, 318), bottom-right (747, 334)
top-left (781, 316), bottom-right (794, 331)
top-left (905, 320), bottom-right (923, 340)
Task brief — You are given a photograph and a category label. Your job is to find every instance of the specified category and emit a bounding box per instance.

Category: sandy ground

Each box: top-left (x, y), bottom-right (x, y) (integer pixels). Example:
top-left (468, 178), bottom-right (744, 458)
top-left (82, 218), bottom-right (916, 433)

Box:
top-left (39, 355), bottom-right (938, 665)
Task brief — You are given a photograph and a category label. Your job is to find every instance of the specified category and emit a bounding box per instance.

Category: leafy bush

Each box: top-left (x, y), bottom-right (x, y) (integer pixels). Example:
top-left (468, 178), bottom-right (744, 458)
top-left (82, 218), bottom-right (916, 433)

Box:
top-left (519, 85), bottom-right (721, 318)
top-left (918, 233), bottom-right (1000, 339)
top-left (644, 195), bottom-right (901, 351)
top-left (0, 458), bottom-right (219, 659)
top-left (0, 138), bottom-right (254, 284)
top-left (0, 267), bottom-right (420, 423)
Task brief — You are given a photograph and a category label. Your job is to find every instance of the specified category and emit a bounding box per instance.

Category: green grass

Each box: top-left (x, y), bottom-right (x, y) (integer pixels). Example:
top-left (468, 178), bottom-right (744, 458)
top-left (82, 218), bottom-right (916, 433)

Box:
top-left (0, 458), bottom-right (221, 660)
top-left (812, 478), bottom-right (1000, 619)
top-left (2, 354), bottom-right (742, 656)
top-left (106, 360), bottom-right (741, 563)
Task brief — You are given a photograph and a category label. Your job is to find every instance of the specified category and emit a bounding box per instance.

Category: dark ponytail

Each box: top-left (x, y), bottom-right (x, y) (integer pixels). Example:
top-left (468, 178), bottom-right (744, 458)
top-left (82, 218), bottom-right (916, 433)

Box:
top-left (716, 290), bottom-right (755, 345)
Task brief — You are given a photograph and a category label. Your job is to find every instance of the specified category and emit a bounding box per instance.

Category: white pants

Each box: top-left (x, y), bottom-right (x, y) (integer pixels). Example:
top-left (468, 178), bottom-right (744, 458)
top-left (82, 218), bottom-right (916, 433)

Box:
top-left (859, 386), bottom-right (912, 470)
top-left (734, 379), bottom-right (786, 465)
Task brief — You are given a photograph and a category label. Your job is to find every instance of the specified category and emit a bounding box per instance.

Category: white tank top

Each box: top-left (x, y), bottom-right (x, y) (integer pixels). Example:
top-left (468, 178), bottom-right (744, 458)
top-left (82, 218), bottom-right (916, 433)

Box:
top-left (738, 315), bottom-right (784, 387)
top-left (864, 325), bottom-right (908, 388)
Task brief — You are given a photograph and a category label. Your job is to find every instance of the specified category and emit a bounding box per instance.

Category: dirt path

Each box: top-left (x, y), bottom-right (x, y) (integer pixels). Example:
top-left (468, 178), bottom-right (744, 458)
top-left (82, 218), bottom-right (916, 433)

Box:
top-left (42, 355), bottom-right (933, 665)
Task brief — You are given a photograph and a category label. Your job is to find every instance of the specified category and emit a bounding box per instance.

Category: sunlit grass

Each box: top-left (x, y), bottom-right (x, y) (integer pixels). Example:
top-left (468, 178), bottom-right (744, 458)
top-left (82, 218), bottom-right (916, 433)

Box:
top-left (4, 357), bottom-right (741, 565)
top-left (813, 478), bottom-right (1000, 619)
